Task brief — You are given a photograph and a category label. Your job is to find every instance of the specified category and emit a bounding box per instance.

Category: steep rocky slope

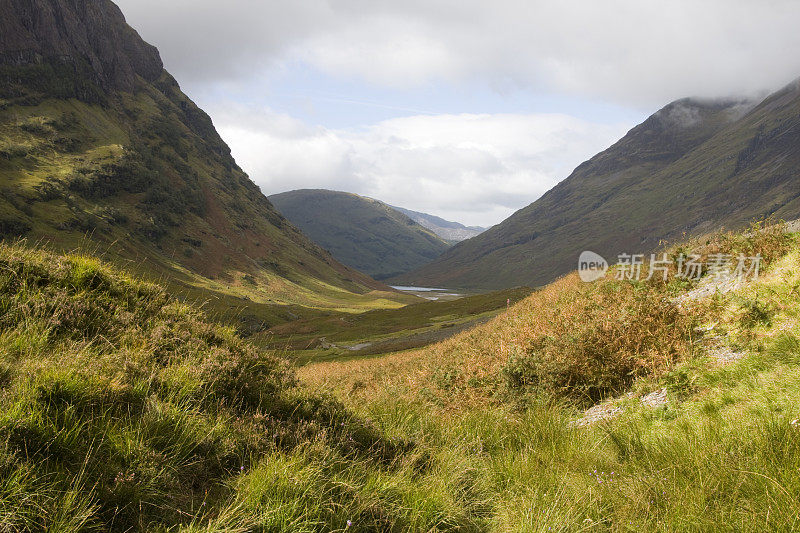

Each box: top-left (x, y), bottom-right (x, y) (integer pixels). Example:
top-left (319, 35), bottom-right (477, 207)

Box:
top-left (0, 0), bottom-right (402, 325)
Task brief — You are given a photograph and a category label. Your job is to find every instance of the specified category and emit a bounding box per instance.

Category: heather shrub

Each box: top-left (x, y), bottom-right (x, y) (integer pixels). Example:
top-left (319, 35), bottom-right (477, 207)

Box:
top-left (504, 280), bottom-right (696, 402)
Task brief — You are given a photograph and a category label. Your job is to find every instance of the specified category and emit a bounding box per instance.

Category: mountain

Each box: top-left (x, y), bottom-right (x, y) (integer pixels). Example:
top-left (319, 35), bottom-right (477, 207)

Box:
top-left (0, 0), bottom-right (407, 326)
top-left (391, 205), bottom-right (487, 243)
top-left (269, 189), bottom-right (450, 280)
top-left (394, 84), bottom-right (800, 290)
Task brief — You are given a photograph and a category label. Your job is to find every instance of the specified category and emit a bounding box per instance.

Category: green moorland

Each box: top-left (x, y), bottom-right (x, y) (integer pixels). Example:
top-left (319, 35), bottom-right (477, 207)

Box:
top-left (258, 286), bottom-right (533, 364)
top-left (4, 222), bottom-right (800, 531)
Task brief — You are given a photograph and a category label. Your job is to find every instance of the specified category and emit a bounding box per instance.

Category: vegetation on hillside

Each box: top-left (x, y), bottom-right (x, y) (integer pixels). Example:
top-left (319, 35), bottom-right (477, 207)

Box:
top-left (1, 0), bottom-right (410, 333)
top-left (311, 221), bottom-right (793, 405)
top-left (0, 243), bottom-right (474, 531)
top-left (269, 190), bottom-right (450, 280)
top-left (0, 86), bottom-right (410, 321)
top-left (397, 85), bottom-right (800, 290)
top-left (300, 223), bottom-right (800, 531)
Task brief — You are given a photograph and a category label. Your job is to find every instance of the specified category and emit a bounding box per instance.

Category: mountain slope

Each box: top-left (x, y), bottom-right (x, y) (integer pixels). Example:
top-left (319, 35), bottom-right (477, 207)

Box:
top-left (395, 86), bottom-right (800, 289)
top-left (269, 189), bottom-right (450, 280)
top-left (0, 0), bottom-right (406, 324)
top-left (391, 205), bottom-right (487, 242)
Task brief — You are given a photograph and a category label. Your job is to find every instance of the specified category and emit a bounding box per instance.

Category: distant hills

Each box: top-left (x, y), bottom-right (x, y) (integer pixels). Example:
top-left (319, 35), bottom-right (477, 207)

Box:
top-left (395, 84), bottom-right (800, 290)
top-left (391, 206), bottom-right (487, 243)
top-left (269, 189), bottom-right (450, 280)
top-left (0, 0), bottom-right (405, 327)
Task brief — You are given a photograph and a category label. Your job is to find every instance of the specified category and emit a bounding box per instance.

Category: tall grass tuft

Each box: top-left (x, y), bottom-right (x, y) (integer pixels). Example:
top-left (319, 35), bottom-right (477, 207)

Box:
top-left (0, 243), bottom-right (420, 531)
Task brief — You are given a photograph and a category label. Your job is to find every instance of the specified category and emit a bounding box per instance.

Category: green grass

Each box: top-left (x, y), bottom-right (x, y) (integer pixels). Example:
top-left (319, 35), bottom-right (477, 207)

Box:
top-left (333, 388), bottom-right (800, 531)
top-left (0, 243), bottom-right (425, 531)
top-left (4, 224), bottom-right (800, 531)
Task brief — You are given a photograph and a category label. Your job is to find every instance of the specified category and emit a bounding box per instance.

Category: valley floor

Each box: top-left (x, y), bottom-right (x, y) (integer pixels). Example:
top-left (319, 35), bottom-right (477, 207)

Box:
top-left (257, 286), bottom-right (531, 365)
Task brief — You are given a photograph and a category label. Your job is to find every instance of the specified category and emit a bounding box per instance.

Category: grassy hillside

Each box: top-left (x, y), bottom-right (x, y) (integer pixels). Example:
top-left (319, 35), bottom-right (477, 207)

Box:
top-left (0, 242), bottom-right (513, 531)
top-left (300, 222), bottom-right (800, 530)
top-left (0, 0), bottom-right (410, 329)
top-left (396, 86), bottom-right (800, 290)
top-left (270, 190), bottom-right (450, 280)
top-left (4, 220), bottom-right (800, 531)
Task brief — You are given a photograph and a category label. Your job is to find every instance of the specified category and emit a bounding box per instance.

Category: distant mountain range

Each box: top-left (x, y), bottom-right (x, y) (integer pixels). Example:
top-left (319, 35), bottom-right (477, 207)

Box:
top-left (269, 190), bottom-right (450, 280)
top-left (391, 206), bottom-right (487, 243)
top-left (0, 0), bottom-right (402, 327)
top-left (394, 83), bottom-right (800, 290)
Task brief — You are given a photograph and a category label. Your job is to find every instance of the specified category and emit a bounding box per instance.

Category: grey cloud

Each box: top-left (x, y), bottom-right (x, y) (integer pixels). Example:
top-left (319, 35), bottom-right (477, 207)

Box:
top-left (115, 0), bottom-right (800, 105)
top-left (210, 106), bottom-right (628, 226)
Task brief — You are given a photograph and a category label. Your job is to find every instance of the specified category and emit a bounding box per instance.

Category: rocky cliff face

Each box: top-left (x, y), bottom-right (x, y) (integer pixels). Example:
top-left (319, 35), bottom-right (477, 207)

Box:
top-left (0, 0), bottom-right (391, 324)
top-left (0, 0), bottom-right (163, 93)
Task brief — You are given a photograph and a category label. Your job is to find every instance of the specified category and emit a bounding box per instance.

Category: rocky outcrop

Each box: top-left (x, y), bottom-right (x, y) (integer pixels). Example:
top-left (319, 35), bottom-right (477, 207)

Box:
top-left (0, 0), bottom-right (163, 92)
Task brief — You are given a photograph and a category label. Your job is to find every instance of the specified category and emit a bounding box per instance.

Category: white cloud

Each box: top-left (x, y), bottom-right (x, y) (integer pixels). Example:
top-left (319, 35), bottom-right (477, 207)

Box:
top-left (117, 0), bottom-right (800, 105)
top-left (110, 0), bottom-right (800, 227)
top-left (210, 105), bottom-right (630, 226)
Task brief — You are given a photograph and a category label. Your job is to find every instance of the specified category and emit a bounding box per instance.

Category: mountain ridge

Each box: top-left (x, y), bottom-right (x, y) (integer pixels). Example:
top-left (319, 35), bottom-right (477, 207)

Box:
top-left (390, 205), bottom-right (487, 243)
top-left (269, 189), bottom-right (450, 280)
top-left (393, 86), bottom-right (800, 290)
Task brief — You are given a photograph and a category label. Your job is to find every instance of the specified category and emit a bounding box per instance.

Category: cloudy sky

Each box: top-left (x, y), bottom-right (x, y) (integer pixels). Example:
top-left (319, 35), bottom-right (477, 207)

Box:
top-left (116, 0), bottom-right (800, 227)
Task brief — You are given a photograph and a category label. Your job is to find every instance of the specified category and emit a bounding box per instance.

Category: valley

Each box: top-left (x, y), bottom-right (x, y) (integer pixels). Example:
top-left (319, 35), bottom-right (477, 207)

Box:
top-left (1, 0), bottom-right (799, 531)
top-left (255, 286), bottom-right (532, 364)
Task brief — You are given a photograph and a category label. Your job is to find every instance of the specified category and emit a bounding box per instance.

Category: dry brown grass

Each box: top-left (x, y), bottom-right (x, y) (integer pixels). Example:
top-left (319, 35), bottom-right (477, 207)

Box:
top-left (300, 221), bottom-right (793, 411)
top-left (668, 218), bottom-right (792, 274)
top-left (297, 276), bottom-right (577, 406)
top-left (503, 278), bottom-right (696, 403)
top-left (300, 273), bottom-right (697, 408)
